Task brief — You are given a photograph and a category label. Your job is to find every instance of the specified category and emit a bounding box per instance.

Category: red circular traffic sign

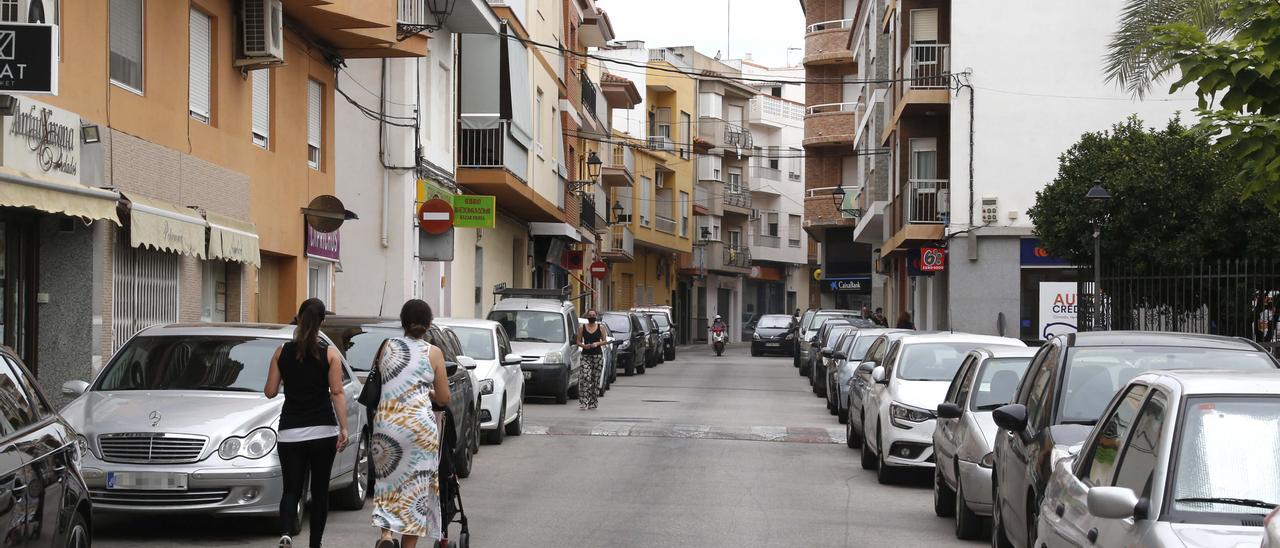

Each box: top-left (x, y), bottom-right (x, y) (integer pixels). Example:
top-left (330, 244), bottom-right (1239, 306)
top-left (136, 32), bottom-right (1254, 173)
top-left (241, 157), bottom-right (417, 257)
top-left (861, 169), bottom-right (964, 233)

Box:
top-left (418, 198), bottom-right (454, 235)
top-left (590, 260), bottom-right (608, 280)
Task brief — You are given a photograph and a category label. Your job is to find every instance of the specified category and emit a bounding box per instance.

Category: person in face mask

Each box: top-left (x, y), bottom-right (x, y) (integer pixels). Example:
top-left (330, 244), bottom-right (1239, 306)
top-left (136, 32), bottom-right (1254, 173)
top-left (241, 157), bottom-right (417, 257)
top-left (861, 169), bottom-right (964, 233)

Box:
top-left (577, 309), bottom-right (606, 410)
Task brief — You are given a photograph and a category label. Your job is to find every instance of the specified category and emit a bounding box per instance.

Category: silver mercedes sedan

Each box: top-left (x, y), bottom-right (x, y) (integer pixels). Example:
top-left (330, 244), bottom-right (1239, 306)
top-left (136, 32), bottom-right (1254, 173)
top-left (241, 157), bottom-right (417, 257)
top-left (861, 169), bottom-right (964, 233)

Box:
top-left (59, 324), bottom-right (369, 531)
top-left (932, 345), bottom-right (1035, 540)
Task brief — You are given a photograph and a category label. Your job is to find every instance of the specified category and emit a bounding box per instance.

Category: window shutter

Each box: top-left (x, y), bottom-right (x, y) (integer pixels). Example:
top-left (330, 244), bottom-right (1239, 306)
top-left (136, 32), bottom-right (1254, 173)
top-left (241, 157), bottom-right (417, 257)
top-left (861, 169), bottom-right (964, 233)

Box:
top-left (910, 9), bottom-right (938, 43)
top-left (189, 9), bottom-right (212, 120)
top-left (307, 79), bottom-right (322, 148)
top-left (252, 69), bottom-right (270, 143)
top-left (110, 0), bottom-right (144, 90)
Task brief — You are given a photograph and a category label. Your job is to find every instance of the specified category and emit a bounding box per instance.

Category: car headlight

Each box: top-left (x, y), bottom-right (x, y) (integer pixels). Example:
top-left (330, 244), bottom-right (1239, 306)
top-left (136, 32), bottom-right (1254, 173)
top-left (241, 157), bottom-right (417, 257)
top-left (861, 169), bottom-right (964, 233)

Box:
top-left (620, 340), bottom-right (631, 350)
top-left (219, 427), bottom-right (277, 460)
top-left (979, 452), bottom-right (994, 468)
top-left (752, 332), bottom-right (761, 340)
top-left (75, 434), bottom-right (92, 460)
top-left (543, 351), bottom-right (564, 364)
top-left (662, 332), bottom-right (671, 340)
top-left (890, 402), bottom-right (936, 428)
top-left (479, 379), bottom-right (495, 396)
top-left (785, 333), bottom-right (795, 340)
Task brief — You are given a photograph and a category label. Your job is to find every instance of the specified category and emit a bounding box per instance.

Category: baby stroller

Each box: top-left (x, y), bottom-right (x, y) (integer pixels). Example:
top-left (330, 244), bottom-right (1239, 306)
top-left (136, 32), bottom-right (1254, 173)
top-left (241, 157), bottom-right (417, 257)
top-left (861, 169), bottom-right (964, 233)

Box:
top-left (438, 407), bottom-right (471, 548)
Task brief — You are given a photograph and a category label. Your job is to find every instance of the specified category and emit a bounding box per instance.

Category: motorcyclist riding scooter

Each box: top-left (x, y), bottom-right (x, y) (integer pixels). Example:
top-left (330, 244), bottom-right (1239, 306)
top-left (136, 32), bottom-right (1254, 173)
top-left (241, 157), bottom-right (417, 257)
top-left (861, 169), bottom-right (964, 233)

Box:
top-left (710, 315), bottom-right (728, 356)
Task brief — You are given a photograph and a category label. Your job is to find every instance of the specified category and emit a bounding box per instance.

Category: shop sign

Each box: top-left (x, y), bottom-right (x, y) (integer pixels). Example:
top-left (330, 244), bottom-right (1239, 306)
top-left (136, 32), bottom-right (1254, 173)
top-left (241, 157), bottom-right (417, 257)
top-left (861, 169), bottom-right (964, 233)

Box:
top-left (1, 96), bottom-right (78, 183)
top-left (416, 178), bottom-right (456, 202)
top-left (750, 265), bottom-right (783, 281)
top-left (920, 247), bottom-right (946, 272)
top-left (453, 195), bottom-right (496, 228)
top-left (306, 225), bottom-right (340, 262)
top-left (562, 249), bottom-right (584, 270)
top-left (822, 276), bottom-right (872, 294)
top-left (1020, 238), bottom-right (1072, 267)
top-left (1038, 282), bottom-right (1078, 339)
top-left (0, 23), bottom-right (58, 95)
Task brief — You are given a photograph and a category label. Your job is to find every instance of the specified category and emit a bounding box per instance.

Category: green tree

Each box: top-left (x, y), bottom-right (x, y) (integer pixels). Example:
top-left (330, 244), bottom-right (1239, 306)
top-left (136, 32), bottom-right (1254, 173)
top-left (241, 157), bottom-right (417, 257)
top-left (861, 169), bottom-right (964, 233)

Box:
top-left (1029, 116), bottom-right (1279, 271)
top-left (1155, 0), bottom-right (1280, 206)
top-left (1104, 0), bottom-right (1228, 98)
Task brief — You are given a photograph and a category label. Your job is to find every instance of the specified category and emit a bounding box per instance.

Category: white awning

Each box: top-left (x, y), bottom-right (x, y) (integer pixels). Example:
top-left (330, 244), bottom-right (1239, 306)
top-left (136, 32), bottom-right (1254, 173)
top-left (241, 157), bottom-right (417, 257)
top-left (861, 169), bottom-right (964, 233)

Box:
top-left (206, 211), bottom-right (261, 267)
top-left (0, 166), bottom-right (120, 224)
top-left (126, 194), bottom-right (207, 258)
top-left (530, 222), bottom-right (581, 242)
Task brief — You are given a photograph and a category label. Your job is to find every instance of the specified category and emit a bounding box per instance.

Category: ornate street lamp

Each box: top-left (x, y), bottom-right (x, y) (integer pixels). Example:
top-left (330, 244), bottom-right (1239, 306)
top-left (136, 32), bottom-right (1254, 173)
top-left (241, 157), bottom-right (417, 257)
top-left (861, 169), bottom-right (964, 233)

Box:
top-left (426, 0), bottom-right (458, 31)
top-left (832, 185), bottom-right (861, 217)
top-left (611, 200), bottom-right (625, 225)
top-left (1087, 180), bottom-right (1112, 327)
top-left (569, 151), bottom-right (604, 194)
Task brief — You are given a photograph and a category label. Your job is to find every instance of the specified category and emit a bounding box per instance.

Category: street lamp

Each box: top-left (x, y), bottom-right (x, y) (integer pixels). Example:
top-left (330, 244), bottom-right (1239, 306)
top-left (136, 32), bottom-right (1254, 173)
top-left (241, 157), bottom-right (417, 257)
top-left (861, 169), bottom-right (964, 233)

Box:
top-left (832, 185), bottom-right (861, 217)
top-left (569, 151), bottom-right (604, 194)
top-left (426, 0), bottom-right (458, 31)
top-left (1087, 181), bottom-right (1112, 327)
top-left (611, 200), bottom-right (625, 225)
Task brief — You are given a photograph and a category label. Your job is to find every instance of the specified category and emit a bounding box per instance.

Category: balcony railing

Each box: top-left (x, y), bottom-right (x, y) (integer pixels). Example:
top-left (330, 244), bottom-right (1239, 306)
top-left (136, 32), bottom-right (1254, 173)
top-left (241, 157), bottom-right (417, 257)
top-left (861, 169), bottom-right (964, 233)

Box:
top-left (806, 18), bottom-right (853, 33)
top-left (750, 165), bottom-right (782, 185)
top-left (906, 178), bottom-right (950, 224)
top-left (723, 245), bottom-right (751, 268)
top-left (457, 121), bottom-right (507, 168)
top-left (398, 0), bottom-right (430, 25)
top-left (580, 72), bottom-right (598, 115)
top-left (648, 135), bottom-right (674, 152)
top-left (724, 189), bottom-right (752, 209)
top-left (724, 123), bottom-right (753, 149)
top-left (754, 234), bottom-right (781, 248)
top-left (750, 95), bottom-right (805, 125)
top-left (580, 195), bottom-right (599, 231)
top-left (655, 215), bottom-right (677, 234)
top-left (604, 224), bottom-right (635, 259)
top-left (806, 101), bottom-right (861, 115)
top-left (908, 44), bottom-right (951, 89)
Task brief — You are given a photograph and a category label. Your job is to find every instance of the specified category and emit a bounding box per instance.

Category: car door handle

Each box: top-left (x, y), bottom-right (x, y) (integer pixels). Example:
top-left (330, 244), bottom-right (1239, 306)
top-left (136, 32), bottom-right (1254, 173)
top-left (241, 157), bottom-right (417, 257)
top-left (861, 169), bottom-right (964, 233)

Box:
top-left (1087, 528), bottom-right (1098, 544)
top-left (1055, 504), bottom-right (1064, 517)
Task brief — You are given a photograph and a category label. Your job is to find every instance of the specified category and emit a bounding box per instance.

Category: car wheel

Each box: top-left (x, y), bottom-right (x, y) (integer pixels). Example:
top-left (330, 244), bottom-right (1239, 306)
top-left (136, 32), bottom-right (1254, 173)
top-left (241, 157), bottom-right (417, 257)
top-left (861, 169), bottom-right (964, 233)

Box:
top-left (934, 466), bottom-right (956, 517)
top-left (638, 360), bottom-right (646, 374)
top-left (1026, 491), bottom-right (1040, 548)
top-left (751, 348), bottom-right (761, 357)
top-left (991, 475), bottom-right (1014, 548)
top-left (484, 397), bottom-right (506, 445)
top-left (859, 424), bottom-right (877, 470)
top-left (955, 475), bottom-right (983, 540)
top-left (288, 472), bottom-right (308, 535)
top-left (816, 373), bottom-right (828, 398)
top-left (666, 347), bottom-right (676, 360)
top-left (505, 391), bottom-right (524, 436)
top-left (876, 429), bottom-right (896, 485)
top-left (455, 414), bottom-right (475, 479)
top-left (336, 432), bottom-right (370, 510)
top-left (793, 350), bottom-right (800, 368)
top-left (555, 369), bottom-right (569, 404)
top-left (845, 411), bottom-right (861, 449)
top-left (65, 509), bottom-right (89, 548)
top-left (837, 401), bottom-right (849, 424)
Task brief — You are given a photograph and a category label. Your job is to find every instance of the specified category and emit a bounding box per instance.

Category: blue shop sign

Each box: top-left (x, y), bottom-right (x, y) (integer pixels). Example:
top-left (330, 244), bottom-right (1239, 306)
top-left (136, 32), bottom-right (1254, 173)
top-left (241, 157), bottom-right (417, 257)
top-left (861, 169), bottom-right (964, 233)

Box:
top-left (822, 276), bottom-right (872, 295)
top-left (1020, 238), bottom-right (1071, 267)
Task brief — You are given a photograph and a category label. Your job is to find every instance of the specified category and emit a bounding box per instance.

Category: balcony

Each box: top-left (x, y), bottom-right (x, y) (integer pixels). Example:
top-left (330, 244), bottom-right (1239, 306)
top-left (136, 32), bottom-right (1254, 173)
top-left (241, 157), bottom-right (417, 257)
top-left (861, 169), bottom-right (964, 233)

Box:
top-left (689, 241), bottom-right (752, 275)
top-left (601, 144), bottom-right (634, 188)
top-left (580, 195), bottom-right (608, 232)
top-left (750, 95), bottom-right (805, 129)
top-left (279, 0), bottom-right (428, 58)
top-left (803, 186), bottom-right (860, 231)
top-left (723, 189), bottom-right (752, 216)
top-left (749, 165), bottom-right (783, 195)
top-left (694, 184), bottom-right (720, 216)
top-left (905, 179), bottom-right (949, 224)
top-left (601, 224), bottom-right (635, 262)
top-left (803, 101), bottom-right (862, 148)
top-left (648, 135), bottom-right (675, 153)
top-left (458, 121), bottom-right (508, 168)
top-left (887, 44), bottom-right (952, 133)
top-left (908, 44), bottom-right (951, 90)
top-left (580, 72), bottom-right (599, 117)
top-left (722, 244), bottom-right (752, 270)
top-left (804, 19), bottom-right (855, 66)
top-left (457, 120), bottom-right (564, 222)
top-left (655, 215), bottom-right (677, 234)
top-left (698, 119), bottom-right (754, 153)
top-left (753, 234), bottom-right (781, 249)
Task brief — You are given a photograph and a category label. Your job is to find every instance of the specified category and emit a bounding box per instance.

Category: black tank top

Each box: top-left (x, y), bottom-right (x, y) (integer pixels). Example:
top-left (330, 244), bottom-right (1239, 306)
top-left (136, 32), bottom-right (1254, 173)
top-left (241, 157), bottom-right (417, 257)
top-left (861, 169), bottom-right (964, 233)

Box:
top-left (278, 341), bottom-right (338, 431)
top-left (581, 325), bottom-right (604, 355)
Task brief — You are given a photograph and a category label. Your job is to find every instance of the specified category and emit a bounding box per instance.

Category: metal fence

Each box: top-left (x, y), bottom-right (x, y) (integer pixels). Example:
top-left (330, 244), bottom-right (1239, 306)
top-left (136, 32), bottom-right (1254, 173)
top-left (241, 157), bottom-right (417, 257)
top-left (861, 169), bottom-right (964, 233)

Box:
top-left (1078, 261), bottom-right (1280, 341)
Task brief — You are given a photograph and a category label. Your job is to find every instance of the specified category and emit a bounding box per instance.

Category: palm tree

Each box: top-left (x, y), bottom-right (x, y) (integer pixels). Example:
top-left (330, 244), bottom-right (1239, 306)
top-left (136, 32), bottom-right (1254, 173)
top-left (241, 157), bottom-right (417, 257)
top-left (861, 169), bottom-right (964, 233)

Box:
top-left (1104, 0), bottom-right (1228, 98)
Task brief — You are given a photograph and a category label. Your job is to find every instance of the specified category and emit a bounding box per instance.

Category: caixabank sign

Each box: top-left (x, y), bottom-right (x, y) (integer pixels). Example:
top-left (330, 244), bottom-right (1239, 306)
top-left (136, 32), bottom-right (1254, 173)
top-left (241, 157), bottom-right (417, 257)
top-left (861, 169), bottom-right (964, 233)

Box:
top-left (0, 23), bottom-right (58, 95)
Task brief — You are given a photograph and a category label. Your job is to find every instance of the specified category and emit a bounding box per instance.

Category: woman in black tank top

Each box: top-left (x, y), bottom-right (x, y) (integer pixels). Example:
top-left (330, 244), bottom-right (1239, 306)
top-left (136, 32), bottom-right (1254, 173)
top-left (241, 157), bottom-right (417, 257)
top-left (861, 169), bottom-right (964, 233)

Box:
top-left (578, 309), bottom-right (607, 410)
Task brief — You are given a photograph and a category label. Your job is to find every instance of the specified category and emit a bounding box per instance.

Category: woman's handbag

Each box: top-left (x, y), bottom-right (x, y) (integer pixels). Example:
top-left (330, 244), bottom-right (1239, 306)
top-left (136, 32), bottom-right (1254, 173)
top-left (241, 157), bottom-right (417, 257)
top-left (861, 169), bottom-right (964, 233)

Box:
top-left (357, 339), bottom-right (389, 408)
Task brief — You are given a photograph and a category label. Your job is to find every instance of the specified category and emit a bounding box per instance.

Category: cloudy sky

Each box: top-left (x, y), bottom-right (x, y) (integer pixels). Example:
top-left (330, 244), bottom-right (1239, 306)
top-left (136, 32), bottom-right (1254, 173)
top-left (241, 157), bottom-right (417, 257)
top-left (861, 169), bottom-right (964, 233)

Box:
top-left (596, 0), bottom-right (806, 68)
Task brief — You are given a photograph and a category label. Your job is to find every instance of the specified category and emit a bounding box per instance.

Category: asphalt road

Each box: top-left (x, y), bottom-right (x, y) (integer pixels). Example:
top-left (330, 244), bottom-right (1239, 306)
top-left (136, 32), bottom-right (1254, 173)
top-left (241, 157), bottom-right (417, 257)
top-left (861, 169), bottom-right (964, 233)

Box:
top-left (95, 344), bottom-right (978, 547)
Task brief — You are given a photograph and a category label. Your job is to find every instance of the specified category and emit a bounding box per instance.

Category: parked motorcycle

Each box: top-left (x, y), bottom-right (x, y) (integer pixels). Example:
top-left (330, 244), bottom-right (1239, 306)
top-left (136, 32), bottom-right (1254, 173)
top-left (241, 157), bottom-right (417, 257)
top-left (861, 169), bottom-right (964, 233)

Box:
top-left (711, 326), bottom-right (726, 356)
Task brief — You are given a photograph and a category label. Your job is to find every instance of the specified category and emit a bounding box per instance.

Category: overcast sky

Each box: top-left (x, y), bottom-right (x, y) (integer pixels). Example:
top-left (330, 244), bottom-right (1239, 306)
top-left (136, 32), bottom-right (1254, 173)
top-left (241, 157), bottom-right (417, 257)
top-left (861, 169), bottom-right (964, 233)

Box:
top-left (596, 0), bottom-right (806, 68)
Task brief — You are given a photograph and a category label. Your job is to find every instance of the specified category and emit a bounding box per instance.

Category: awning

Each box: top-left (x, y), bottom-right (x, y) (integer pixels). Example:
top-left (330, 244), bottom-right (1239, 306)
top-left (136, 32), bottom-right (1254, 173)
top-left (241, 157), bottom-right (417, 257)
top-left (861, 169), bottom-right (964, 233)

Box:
top-left (530, 222), bottom-right (581, 242)
top-left (206, 212), bottom-right (261, 267)
top-left (126, 195), bottom-right (207, 258)
top-left (0, 166), bottom-right (121, 224)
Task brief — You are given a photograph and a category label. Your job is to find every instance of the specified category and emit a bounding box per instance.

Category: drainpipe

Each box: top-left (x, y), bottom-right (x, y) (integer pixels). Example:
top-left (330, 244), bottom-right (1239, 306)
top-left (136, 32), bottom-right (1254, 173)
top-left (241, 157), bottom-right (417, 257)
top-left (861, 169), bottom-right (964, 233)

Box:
top-left (380, 58), bottom-right (390, 248)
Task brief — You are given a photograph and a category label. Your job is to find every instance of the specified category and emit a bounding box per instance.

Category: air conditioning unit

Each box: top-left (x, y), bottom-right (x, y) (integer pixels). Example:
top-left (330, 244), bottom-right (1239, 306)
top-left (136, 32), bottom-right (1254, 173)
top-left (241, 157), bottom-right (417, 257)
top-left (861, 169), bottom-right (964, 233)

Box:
top-left (238, 0), bottom-right (285, 66)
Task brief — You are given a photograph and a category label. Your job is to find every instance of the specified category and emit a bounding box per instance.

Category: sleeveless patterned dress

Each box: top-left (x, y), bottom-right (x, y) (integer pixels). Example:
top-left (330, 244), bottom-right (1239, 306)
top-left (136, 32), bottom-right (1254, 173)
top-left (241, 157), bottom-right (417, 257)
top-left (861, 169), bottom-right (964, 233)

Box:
top-left (370, 336), bottom-right (442, 539)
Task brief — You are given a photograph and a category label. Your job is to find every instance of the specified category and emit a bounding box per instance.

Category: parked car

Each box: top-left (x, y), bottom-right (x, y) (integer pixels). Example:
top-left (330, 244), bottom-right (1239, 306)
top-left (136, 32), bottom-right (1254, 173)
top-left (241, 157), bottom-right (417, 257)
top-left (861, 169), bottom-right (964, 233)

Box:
top-left (0, 346), bottom-right (93, 547)
top-left (793, 308), bottom-right (817, 367)
top-left (828, 328), bottom-right (904, 423)
top-left (932, 346), bottom-right (1036, 539)
top-left (861, 333), bottom-right (1025, 484)
top-left (813, 323), bottom-right (861, 396)
top-left (1266, 507), bottom-right (1280, 548)
top-left (579, 317), bottom-right (617, 392)
top-left (1036, 370), bottom-right (1280, 548)
top-left (991, 332), bottom-right (1279, 548)
top-left (61, 323), bottom-right (371, 531)
top-left (750, 314), bottom-right (796, 356)
top-left (488, 288), bottom-right (582, 404)
top-left (801, 310), bottom-right (866, 378)
top-left (846, 330), bottom-right (915, 448)
top-left (637, 314), bottom-right (663, 368)
top-left (602, 311), bottom-right (647, 376)
top-left (634, 306), bottom-right (677, 360)
top-left (437, 318), bottom-right (526, 445)
top-left (322, 317), bottom-right (481, 478)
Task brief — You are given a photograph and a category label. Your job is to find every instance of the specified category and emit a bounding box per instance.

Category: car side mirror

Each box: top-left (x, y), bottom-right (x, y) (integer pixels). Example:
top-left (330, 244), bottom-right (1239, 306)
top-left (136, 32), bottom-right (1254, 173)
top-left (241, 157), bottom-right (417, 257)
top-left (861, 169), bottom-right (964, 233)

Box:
top-left (502, 353), bottom-right (523, 366)
top-left (1088, 487), bottom-right (1141, 520)
top-left (937, 402), bottom-right (963, 419)
top-left (446, 362), bottom-right (459, 376)
top-left (992, 404), bottom-right (1030, 433)
top-left (833, 351), bottom-right (847, 360)
top-left (458, 356), bottom-right (478, 370)
top-left (871, 366), bottom-right (887, 384)
top-left (821, 349), bottom-right (833, 357)
top-left (857, 362), bottom-right (875, 373)
top-left (62, 380), bottom-right (89, 397)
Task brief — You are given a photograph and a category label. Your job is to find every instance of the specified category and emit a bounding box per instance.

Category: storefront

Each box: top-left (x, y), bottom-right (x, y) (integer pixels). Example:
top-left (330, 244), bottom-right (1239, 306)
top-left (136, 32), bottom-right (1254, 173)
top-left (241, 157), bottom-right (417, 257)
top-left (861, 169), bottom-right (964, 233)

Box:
top-left (1018, 238), bottom-right (1078, 341)
top-left (306, 225), bottom-right (340, 309)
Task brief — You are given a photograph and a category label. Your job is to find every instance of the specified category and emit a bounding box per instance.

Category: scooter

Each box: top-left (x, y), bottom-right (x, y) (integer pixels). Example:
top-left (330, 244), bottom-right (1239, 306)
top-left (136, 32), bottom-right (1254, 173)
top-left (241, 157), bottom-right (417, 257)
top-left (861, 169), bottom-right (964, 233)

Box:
top-left (711, 327), bottom-right (726, 356)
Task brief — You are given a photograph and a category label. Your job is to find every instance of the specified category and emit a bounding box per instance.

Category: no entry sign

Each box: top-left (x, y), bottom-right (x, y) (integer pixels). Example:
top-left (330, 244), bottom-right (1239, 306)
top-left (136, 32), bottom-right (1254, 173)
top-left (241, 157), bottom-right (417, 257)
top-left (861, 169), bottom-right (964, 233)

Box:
top-left (590, 260), bottom-right (608, 280)
top-left (418, 198), bottom-right (454, 235)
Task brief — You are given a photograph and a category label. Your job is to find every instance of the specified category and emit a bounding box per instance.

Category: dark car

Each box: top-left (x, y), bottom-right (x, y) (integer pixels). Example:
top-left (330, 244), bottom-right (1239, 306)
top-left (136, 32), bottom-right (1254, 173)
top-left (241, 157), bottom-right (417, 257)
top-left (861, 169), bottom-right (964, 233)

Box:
top-left (645, 313), bottom-right (677, 361)
top-left (603, 312), bottom-right (647, 376)
top-left (751, 314), bottom-right (796, 356)
top-left (990, 331), bottom-right (1280, 548)
top-left (0, 347), bottom-right (93, 548)
top-left (322, 317), bottom-right (481, 479)
top-left (800, 310), bottom-right (865, 377)
top-left (812, 323), bottom-right (865, 396)
top-left (794, 308), bottom-right (818, 367)
top-left (637, 314), bottom-right (663, 368)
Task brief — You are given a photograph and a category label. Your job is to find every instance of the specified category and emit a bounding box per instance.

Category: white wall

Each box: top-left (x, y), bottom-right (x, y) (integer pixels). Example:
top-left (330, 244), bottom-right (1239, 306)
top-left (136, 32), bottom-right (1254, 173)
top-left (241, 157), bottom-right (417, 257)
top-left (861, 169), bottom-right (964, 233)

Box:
top-left (419, 34), bottom-right (457, 174)
top-left (948, 0), bottom-right (1199, 234)
top-left (599, 47), bottom-right (651, 138)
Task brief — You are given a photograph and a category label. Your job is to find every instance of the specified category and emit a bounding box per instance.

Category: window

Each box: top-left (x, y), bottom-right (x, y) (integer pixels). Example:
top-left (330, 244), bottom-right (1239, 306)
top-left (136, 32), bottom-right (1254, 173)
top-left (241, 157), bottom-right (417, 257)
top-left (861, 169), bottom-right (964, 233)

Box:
top-left (200, 260), bottom-right (228, 322)
top-left (535, 88), bottom-right (544, 158)
top-left (945, 356), bottom-right (974, 404)
top-left (188, 8), bottom-right (212, 123)
top-left (910, 138), bottom-right (938, 180)
top-left (110, 0), bottom-right (145, 93)
top-left (1081, 384), bottom-right (1148, 486)
top-left (252, 69), bottom-right (270, 147)
top-left (771, 86), bottom-right (782, 98)
top-left (1025, 345), bottom-right (1059, 429)
top-left (910, 8), bottom-right (939, 44)
top-left (788, 215), bottom-right (801, 247)
top-left (638, 176), bottom-right (651, 225)
top-left (1112, 390), bottom-right (1167, 496)
top-left (699, 92), bottom-right (723, 119)
top-left (768, 212), bottom-right (779, 237)
top-left (679, 191), bottom-right (689, 237)
top-left (727, 229), bottom-right (740, 249)
top-left (307, 259), bottom-right (331, 306)
top-left (680, 111), bottom-right (692, 160)
top-left (307, 79), bottom-right (322, 169)
top-left (0, 0), bottom-right (16, 22)
top-left (727, 168), bottom-right (742, 194)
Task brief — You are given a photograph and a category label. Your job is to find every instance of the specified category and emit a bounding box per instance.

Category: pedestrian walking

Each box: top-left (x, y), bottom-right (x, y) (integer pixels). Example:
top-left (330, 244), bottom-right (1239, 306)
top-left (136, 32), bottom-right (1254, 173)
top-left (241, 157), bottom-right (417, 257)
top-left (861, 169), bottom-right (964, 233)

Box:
top-left (265, 298), bottom-right (351, 548)
top-left (371, 299), bottom-right (452, 548)
top-left (872, 307), bottom-right (888, 327)
top-left (578, 309), bottom-right (606, 410)
top-left (896, 311), bottom-right (915, 330)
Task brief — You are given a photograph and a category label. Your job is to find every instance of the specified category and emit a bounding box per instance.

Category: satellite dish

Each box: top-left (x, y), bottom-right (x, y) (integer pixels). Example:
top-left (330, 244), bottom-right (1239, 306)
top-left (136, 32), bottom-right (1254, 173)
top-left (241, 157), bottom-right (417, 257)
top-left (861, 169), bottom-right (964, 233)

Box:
top-left (301, 195), bottom-right (358, 233)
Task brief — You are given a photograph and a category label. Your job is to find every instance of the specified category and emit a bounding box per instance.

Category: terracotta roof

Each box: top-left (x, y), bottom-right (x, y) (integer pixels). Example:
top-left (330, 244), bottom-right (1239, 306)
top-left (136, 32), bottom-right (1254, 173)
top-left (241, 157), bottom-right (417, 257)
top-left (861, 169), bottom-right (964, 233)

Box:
top-left (601, 72), bottom-right (631, 84)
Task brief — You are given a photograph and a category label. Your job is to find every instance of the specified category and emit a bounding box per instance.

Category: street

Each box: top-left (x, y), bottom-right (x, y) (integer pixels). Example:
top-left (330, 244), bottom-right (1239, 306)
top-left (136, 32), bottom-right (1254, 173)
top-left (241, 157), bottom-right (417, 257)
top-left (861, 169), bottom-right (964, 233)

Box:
top-left (93, 344), bottom-right (970, 548)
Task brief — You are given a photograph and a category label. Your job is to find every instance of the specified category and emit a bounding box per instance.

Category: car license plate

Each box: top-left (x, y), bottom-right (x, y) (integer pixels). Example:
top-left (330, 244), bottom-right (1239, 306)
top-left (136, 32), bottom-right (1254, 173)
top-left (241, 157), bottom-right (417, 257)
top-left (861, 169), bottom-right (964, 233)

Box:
top-left (766, 342), bottom-right (781, 347)
top-left (107, 471), bottom-right (188, 491)
top-left (523, 371), bottom-right (532, 380)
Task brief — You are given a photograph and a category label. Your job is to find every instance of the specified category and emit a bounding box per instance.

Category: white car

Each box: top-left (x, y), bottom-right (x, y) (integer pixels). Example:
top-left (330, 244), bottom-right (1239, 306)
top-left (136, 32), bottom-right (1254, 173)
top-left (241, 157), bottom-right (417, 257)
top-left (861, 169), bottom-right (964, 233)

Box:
top-left (1037, 370), bottom-right (1280, 548)
top-left (860, 332), bottom-right (1025, 484)
top-left (437, 319), bottom-right (526, 445)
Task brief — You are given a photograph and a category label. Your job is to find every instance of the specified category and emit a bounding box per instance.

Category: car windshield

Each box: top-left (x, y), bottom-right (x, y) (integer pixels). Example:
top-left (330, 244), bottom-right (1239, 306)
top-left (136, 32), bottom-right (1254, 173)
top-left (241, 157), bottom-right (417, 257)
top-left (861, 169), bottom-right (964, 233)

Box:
top-left (824, 327), bottom-right (854, 350)
top-left (758, 315), bottom-right (791, 329)
top-left (488, 310), bottom-right (567, 343)
top-left (811, 313), bottom-right (859, 332)
top-left (899, 342), bottom-right (1009, 381)
top-left (1059, 347), bottom-right (1277, 424)
top-left (330, 326), bottom-right (400, 372)
top-left (846, 334), bottom-right (878, 362)
top-left (970, 357), bottom-right (1032, 411)
top-left (649, 314), bottom-right (670, 328)
top-left (450, 326), bottom-right (496, 360)
top-left (800, 310), bottom-right (816, 330)
top-left (602, 314), bottom-right (630, 334)
top-left (1170, 396), bottom-right (1280, 518)
top-left (96, 336), bottom-right (279, 392)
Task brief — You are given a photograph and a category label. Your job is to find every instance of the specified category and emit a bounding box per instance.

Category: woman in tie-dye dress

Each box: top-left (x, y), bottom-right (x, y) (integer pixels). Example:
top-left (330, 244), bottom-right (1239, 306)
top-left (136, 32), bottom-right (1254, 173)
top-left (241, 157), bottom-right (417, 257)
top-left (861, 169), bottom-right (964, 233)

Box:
top-left (371, 299), bottom-right (451, 548)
